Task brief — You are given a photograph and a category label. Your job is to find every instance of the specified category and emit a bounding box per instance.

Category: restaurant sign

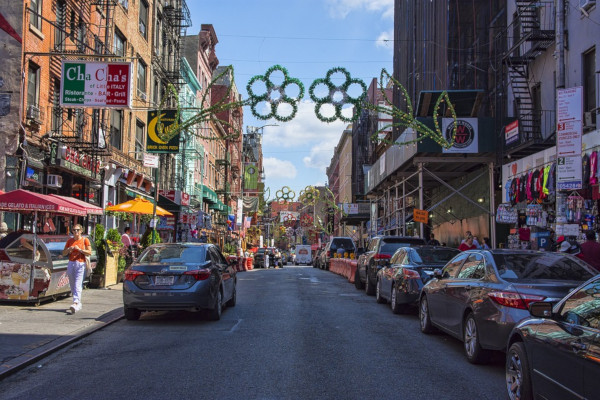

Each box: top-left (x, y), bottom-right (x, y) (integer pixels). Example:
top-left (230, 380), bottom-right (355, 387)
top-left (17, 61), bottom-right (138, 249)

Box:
top-left (56, 146), bottom-right (101, 178)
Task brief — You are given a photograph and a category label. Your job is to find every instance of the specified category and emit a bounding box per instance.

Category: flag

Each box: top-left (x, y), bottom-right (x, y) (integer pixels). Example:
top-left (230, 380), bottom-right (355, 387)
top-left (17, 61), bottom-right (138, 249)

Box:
top-left (244, 163), bottom-right (258, 190)
top-left (227, 214), bottom-right (235, 231)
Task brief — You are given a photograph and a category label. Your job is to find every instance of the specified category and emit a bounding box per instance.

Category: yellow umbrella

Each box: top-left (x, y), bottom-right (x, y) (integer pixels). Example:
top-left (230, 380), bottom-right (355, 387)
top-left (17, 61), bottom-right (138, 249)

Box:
top-left (106, 198), bottom-right (172, 216)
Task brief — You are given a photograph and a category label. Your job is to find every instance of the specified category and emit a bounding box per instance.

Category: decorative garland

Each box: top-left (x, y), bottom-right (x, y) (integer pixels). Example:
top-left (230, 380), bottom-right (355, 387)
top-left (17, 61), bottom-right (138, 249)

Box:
top-left (298, 185), bottom-right (320, 206)
top-left (247, 65), bottom-right (304, 122)
top-left (275, 186), bottom-right (296, 203)
top-left (366, 68), bottom-right (458, 149)
top-left (300, 213), bottom-right (313, 227)
top-left (309, 67), bottom-right (367, 123)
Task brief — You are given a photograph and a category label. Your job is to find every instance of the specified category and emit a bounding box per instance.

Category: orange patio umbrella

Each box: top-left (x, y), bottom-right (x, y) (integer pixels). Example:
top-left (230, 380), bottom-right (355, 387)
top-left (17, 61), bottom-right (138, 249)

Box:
top-left (105, 198), bottom-right (172, 216)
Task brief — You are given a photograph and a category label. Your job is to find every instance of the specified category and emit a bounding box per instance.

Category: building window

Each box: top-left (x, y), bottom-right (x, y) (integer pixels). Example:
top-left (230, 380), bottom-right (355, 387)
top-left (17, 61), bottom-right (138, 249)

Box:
top-left (135, 119), bottom-right (145, 160)
top-left (27, 63), bottom-right (40, 109)
top-left (153, 78), bottom-right (160, 105)
top-left (118, 0), bottom-right (128, 9)
top-left (139, 0), bottom-right (148, 39)
top-left (155, 14), bottom-right (163, 58)
top-left (55, 0), bottom-right (66, 51)
top-left (110, 110), bottom-right (123, 150)
top-left (30, 0), bottom-right (42, 30)
top-left (137, 59), bottom-right (147, 99)
top-left (114, 29), bottom-right (126, 57)
top-left (583, 47), bottom-right (596, 115)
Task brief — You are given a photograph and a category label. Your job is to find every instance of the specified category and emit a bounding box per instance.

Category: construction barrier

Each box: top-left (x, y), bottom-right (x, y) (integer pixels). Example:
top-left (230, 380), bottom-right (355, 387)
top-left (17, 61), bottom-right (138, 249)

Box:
top-left (245, 257), bottom-right (253, 270)
top-left (328, 258), bottom-right (357, 284)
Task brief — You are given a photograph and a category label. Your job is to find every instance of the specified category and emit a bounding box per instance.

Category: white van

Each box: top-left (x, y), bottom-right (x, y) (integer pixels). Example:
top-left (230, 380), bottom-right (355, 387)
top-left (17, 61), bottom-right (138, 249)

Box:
top-left (294, 245), bottom-right (312, 265)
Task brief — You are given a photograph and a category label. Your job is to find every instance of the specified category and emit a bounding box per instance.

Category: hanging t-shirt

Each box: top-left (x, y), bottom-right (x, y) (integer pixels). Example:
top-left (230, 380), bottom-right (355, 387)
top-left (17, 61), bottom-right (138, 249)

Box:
top-left (582, 153), bottom-right (590, 189)
top-left (547, 162), bottom-right (556, 196)
top-left (505, 179), bottom-right (513, 202)
top-left (531, 169), bottom-right (540, 200)
top-left (526, 171), bottom-right (533, 202)
top-left (542, 165), bottom-right (550, 197)
top-left (589, 151), bottom-right (597, 186)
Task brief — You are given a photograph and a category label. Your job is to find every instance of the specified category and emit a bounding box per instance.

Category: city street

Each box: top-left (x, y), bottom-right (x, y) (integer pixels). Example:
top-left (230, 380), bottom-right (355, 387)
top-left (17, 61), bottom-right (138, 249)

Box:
top-left (1, 265), bottom-right (505, 400)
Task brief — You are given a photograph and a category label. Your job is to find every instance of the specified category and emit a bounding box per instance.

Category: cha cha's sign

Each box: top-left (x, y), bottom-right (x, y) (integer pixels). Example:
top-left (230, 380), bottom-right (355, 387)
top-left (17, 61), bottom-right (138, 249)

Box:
top-left (60, 61), bottom-right (132, 108)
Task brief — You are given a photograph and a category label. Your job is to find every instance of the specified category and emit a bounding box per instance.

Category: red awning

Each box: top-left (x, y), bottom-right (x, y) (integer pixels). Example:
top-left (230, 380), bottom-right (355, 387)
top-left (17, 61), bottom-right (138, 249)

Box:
top-left (0, 189), bottom-right (87, 216)
top-left (48, 194), bottom-right (103, 215)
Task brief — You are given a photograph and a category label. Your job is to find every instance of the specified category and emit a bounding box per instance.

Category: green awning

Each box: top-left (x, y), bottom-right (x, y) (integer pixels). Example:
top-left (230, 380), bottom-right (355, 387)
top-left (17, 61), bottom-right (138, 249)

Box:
top-left (126, 189), bottom-right (155, 204)
top-left (202, 185), bottom-right (218, 204)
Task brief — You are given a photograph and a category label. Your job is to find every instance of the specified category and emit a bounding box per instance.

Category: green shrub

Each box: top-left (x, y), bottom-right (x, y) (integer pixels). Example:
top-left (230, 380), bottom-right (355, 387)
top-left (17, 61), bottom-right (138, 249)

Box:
top-left (141, 228), bottom-right (161, 249)
top-left (93, 224), bottom-right (106, 275)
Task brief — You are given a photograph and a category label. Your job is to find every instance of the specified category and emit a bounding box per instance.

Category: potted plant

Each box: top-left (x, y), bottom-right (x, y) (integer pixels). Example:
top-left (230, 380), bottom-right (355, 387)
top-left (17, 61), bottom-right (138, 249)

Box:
top-left (104, 228), bottom-right (123, 286)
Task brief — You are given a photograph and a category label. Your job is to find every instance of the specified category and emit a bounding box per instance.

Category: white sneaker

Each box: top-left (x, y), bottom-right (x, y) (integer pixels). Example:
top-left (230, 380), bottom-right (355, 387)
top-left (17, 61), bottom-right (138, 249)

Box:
top-left (75, 302), bottom-right (82, 311)
top-left (69, 303), bottom-right (78, 314)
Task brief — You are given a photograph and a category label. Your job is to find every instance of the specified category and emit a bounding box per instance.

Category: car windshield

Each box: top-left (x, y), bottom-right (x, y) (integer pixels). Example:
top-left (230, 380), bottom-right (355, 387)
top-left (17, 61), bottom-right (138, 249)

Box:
top-left (380, 239), bottom-right (424, 253)
top-left (138, 245), bottom-right (207, 263)
top-left (492, 253), bottom-right (596, 282)
top-left (412, 248), bottom-right (460, 264)
top-left (331, 239), bottom-right (354, 251)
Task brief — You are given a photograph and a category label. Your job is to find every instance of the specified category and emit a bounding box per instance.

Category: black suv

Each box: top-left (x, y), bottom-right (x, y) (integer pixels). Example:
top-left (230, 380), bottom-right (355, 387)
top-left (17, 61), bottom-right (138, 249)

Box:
top-left (355, 236), bottom-right (426, 294)
top-left (318, 237), bottom-right (357, 270)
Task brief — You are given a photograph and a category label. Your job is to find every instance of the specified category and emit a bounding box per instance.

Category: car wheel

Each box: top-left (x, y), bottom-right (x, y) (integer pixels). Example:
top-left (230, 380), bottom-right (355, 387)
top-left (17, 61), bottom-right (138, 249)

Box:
top-left (376, 278), bottom-right (386, 303)
top-left (419, 296), bottom-right (435, 333)
top-left (365, 268), bottom-right (376, 296)
top-left (225, 285), bottom-right (236, 307)
top-left (208, 290), bottom-right (223, 321)
top-left (506, 342), bottom-right (533, 400)
top-left (463, 313), bottom-right (490, 364)
top-left (391, 286), bottom-right (408, 314)
top-left (354, 268), bottom-right (365, 290)
top-left (124, 307), bottom-right (141, 321)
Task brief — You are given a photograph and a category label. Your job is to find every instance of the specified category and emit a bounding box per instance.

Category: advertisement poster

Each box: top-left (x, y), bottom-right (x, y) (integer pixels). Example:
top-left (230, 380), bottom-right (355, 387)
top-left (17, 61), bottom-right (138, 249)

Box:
top-left (60, 61), bottom-right (132, 108)
top-left (146, 110), bottom-right (180, 153)
top-left (442, 118), bottom-right (479, 153)
top-left (505, 120), bottom-right (519, 145)
top-left (556, 87), bottom-right (583, 190)
top-left (556, 156), bottom-right (582, 190)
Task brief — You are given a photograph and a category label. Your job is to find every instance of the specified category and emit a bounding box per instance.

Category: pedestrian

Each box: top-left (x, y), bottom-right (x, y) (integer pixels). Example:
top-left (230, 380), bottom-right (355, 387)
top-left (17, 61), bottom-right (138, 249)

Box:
top-left (482, 237), bottom-right (491, 249)
top-left (461, 231), bottom-right (480, 248)
top-left (459, 235), bottom-right (478, 252)
top-left (428, 233), bottom-right (440, 246)
top-left (62, 224), bottom-right (91, 314)
top-left (579, 231), bottom-right (600, 272)
top-left (121, 226), bottom-right (132, 248)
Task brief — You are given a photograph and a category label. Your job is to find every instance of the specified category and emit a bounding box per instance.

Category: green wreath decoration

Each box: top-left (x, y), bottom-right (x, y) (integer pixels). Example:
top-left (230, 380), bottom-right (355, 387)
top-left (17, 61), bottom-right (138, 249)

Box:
top-left (247, 65), bottom-right (304, 122)
top-left (298, 185), bottom-right (320, 206)
top-left (275, 186), bottom-right (296, 203)
top-left (309, 67), bottom-right (367, 123)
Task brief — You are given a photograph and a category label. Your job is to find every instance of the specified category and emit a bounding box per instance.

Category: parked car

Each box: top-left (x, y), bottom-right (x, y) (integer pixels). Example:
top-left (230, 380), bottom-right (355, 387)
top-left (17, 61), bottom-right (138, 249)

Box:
top-left (312, 248), bottom-right (323, 269)
top-left (418, 249), bottom-right (597, 364)
top-left (375, 246), bottom-right (460, 313)
top-left (355, 236), bottom-right (427, 295)
top-left (319, 237), bottom-right (356, 270)
top-left (505, 274), bottom-right (600, 400)
top-left (122, 243), bottom-right (236, 321)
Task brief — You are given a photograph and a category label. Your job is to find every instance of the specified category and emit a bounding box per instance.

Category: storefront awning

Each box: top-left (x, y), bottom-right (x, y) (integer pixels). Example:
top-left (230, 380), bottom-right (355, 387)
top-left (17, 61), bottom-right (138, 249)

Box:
top-left (202, 185), bottom-right (218, 204)
top-left (126, 188), bottom-right (155, 204)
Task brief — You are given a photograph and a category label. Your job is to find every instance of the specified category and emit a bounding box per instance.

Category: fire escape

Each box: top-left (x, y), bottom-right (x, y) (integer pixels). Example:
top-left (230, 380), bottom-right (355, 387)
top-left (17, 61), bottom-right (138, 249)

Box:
top-left (502, 0), bottom-right (555, 158)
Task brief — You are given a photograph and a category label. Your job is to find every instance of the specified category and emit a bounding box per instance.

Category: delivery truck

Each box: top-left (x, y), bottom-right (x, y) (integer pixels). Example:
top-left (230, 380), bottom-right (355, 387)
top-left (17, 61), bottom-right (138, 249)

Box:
top-left (294, 245), bottom-right (312, 265)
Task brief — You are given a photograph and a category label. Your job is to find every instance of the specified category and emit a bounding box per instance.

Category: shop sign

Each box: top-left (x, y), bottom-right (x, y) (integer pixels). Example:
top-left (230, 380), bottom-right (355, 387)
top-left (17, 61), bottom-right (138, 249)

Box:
top-left (146, 110), bottom-right (180, 153)
top-left (413, 208), bottom-right (429, 224)
top-left (505, 120), bottom-right (519, 145)
top-left (24, 166), bottom-right (43, 186)
top-left (442, 118), bottom-right (479, 153)
top-left (58, 146), bottom-right (101, 178)
top-left (143, 153), bottom-right (159, 168)
top-left (159, 189), bottom-right (189, 206)
top-left (556, 120), bottom-right (582, 157)
top-left (341, 203), bottom-right (359, 215)
top-left (60, 61), bottom-right (132, 108)
top-left (556, 156), bottom-right (582, 190)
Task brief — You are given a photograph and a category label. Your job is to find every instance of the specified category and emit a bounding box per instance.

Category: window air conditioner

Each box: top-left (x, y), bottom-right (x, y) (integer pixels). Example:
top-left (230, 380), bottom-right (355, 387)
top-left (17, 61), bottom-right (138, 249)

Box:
top-left (26, 104), bottom-right (41, 121)
top-left (580, 0), bottom-right (596, 11)
top-left (47, 174), bottom-right (63, 188)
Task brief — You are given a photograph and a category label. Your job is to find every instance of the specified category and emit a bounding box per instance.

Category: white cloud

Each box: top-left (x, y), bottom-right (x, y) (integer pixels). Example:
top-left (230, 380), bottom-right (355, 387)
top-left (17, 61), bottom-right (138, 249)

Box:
top-left (326, 0), bottom-right (394, 20)
top-left (262, 100), bottom-right (346, 148)
top-left (263, 157), bottom-right (298, 180)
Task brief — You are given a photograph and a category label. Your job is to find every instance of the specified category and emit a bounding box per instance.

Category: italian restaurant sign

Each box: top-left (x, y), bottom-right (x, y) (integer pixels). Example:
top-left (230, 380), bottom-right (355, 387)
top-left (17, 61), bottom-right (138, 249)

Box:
top-left (57, 146), bottom-right (102, 178)
top-left (146, 110), bottom-right (180, 153)
top-left (60, 61), bottom-right (132, 108)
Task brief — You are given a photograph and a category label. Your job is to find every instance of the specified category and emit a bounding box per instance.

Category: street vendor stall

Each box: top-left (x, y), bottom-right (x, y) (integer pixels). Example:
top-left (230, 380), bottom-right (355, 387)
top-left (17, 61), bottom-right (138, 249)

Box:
top-left (0, 189), bottom-right (88, 303)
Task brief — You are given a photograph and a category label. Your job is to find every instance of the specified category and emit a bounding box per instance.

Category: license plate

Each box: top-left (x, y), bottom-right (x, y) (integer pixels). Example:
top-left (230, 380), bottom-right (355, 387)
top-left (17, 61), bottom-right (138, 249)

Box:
top-left (154, 275), bottom-right (174, 286)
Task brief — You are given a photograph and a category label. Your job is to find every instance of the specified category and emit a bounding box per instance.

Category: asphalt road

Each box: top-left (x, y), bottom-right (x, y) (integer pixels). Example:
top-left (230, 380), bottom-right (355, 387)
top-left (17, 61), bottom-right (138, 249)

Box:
top-left (1, 265), bottom-right (506, 400)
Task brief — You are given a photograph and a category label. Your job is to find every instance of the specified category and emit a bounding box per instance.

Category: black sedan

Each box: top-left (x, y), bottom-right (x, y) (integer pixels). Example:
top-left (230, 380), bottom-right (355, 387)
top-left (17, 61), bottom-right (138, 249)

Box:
top-left (419, 249), bottom-right (597, 364)
top-left (123, 243), bottom-right (236, 321)
top-left (375, 246), bottom-right (460, 313)
top-left (505, 274), bottom-right (600, 400)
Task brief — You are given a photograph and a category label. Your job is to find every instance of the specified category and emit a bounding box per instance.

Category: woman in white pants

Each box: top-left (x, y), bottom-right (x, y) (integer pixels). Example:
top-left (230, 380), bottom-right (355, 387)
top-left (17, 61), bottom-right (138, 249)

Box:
top-left (62, 224), bottom-right (92, 314)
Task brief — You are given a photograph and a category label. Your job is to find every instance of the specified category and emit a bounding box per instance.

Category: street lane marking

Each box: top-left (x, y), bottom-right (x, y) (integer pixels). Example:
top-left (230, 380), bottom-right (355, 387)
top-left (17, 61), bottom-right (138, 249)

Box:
top-left (229, 319), bottom-right (243, 333)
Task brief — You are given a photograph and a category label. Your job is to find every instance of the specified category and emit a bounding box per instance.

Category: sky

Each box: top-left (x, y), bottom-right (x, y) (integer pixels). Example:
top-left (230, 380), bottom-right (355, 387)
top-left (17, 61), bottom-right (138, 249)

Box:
top-left (186, 0), bottom-right (393, 199)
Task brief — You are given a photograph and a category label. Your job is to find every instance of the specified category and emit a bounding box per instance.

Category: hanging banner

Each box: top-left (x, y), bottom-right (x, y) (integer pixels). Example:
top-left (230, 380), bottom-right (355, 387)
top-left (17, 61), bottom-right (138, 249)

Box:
top-left (146, 110), bottom-right (180, 153)
top-left (244, 163), bottom-right (259, 190)
top-left (143, 153), bottom-right (159, 168)
top-left (556, 156), bottom-right (582, 190)
top-left (60, 61), bottom-right (132, 108)
top-left (556, 87), bottom-right (583, 190)
top-left (505, 120), bottom-right (519, 145)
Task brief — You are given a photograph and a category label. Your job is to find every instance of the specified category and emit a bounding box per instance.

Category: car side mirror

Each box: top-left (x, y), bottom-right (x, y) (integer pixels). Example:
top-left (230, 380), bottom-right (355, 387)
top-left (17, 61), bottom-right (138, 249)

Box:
top-left (433, 269), bottom-right (443, 279)
top-left (529, 302), bottom-right (553, 318)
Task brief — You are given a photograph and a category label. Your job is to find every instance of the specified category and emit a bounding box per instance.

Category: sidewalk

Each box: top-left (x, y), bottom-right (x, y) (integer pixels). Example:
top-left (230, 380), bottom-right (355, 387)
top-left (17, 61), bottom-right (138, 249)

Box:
top-left (0, 284), bottom-right (124, 379)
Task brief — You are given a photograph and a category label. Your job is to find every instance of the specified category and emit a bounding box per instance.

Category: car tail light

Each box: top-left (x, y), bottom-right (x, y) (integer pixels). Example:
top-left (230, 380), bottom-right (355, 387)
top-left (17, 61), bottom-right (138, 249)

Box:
top-left (488, 291), bottom-right (546, 310)
top-left (374, 254), bottom-right (391, 260)
top-left (184, 269), bottom-right (211, 281)
top-left (0, 249), bottom-right (11, 262)
top-left (124, 269), bottom-right (145, 281)
top-left (402, 268), bottom-right (421, 279)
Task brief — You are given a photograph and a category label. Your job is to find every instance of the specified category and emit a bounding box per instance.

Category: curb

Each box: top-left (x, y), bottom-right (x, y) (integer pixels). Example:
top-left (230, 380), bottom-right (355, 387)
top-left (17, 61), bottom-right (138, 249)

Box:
top-left (0, 309), bottom-right (124, 381)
